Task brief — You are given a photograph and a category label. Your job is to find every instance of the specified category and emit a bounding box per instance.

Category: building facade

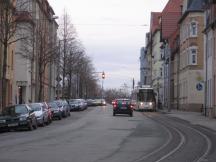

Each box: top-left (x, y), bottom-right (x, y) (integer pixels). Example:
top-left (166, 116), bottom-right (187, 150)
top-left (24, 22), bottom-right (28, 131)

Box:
top-left (140, 47), bottom-right (151, 85)
top-left (150, 12), bottom-right (164, 106)
top-left (178, 0), bottom-right (205, 111)
top-left (160, 0), bottom-right (183, 109)
top-left (13, 0), bottom-right (58, 104)
top-left (203, 0), bottom-right (216, 117)
top-left (140, 46), bottom-right (151, 86)
top-left (0, 0), bottom-right (17, 109)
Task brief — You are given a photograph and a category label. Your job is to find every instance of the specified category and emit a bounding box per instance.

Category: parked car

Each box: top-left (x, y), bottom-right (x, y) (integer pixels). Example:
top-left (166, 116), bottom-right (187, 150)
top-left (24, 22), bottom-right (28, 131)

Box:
top-left (0, 104), bottom-right (37, 131)
top-left (86, 99), bottom-right (94, 106)
top-left (48, 102), bottom-right (62, 120)
top-left (68, 99), bottom-right (87, 111)
top-left (54, 100), bottom-right (70, 117)
top-left (29, 103), bottom-right (49, 126)
top-left (112, 99), bottom-right (134, 117)
top-left (42, 102), bottom-right (52, 123)
top-left (68, 99), bottom-right (81, 111)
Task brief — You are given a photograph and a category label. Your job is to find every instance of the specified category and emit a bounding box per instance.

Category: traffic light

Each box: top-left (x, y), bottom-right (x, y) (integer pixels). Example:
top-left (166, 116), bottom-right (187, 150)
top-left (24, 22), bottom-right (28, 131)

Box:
top-left (102, 72), bottom-right (105, 79)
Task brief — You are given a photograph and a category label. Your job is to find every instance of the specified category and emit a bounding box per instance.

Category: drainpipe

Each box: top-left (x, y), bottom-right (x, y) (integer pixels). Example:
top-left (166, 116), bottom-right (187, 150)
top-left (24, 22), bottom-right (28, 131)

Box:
top-left (204, 33), bottom-right (208, 116)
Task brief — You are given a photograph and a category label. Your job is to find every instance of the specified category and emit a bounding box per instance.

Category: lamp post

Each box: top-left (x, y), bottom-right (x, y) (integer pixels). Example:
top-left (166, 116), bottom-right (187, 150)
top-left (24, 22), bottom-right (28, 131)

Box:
top-left (92, 71), bottom-right (105, 98)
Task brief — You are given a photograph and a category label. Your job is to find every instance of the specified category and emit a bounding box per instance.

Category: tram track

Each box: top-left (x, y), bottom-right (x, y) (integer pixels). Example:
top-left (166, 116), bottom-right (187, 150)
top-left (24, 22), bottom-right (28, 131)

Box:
top-left (133, 112), bottom-right (212, 162)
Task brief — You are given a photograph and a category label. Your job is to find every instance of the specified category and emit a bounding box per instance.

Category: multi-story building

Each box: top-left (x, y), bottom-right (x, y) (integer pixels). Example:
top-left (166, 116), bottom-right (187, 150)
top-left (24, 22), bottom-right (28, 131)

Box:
top-left (13, 0), bottom-right (58, 104)
top-left (170, 30), bottom-right (180, 109)
top-left (140, 47), bottom-right (151, 85)
top-left (203, 0), bottom-right (216, 117)
top-left (0, 0), bottom-right (16, 109)
top-left (141, 32), bottom-right (152, 86)
top-left (160, 0), bottom-right (183, 109)
top-left (178, 0), bottom-right (205, 111)
top-left (150, 12), bottom-right (164, 106)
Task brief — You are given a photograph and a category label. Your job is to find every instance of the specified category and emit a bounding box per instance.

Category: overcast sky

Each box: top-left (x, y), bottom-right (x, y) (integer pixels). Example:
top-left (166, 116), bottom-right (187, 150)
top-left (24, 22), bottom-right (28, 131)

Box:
top-left (48, 0), bottom-right (168, 90)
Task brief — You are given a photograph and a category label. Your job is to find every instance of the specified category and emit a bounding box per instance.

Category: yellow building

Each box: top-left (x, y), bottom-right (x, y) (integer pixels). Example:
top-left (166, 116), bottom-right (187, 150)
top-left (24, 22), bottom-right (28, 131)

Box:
top-left (0, 0), bottom-right (16, 110)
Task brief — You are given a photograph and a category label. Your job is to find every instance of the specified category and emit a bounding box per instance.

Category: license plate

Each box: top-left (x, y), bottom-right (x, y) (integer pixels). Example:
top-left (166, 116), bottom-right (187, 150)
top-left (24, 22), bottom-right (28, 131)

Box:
top-left (121, 107), bottom-right (127, 109)
top-left (8, 123), bottom-right (18, 127)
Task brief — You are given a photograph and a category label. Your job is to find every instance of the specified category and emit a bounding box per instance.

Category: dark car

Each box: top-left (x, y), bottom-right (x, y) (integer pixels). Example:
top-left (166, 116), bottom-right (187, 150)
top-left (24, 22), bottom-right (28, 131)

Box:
top-left (48, 102), bottom-right (62, 120)
top-left (113, 99), bottom-right (134, 117)
top-left (0, 104), bottom-right (38, 131)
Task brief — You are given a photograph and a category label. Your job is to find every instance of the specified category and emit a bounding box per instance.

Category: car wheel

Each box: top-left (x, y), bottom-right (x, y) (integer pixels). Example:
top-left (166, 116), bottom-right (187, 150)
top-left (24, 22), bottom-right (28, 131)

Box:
top-left (68, 111), bottom-right (71, 116)
top-left (49, 118), bottom-right (52, 123)
top-left (28, 122), bottom-right (34, 131)
top-left (33, 122), bottom-right (38, 129)
top-left (58, 115), bottom-right (62, 120)
top-left (130, 113), bottom-right (133, 117)
top-left (113, 112), bottom-right (115, 116)
top-left (41, 119), bottom-right (45, 127)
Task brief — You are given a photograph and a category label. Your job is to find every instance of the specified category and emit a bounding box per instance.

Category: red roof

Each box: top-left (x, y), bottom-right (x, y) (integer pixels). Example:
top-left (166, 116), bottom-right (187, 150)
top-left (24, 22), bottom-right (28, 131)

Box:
top-left (161, 0), bottom-right (183, 40)
top-left (150, 12), bottom-right (161, 34)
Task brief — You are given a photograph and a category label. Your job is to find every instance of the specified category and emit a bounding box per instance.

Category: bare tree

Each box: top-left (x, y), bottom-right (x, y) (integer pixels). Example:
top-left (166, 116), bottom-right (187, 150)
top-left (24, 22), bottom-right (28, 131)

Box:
top-left (58, 11), bottom-right (100, 99)
top-left (58, 11), bottom-right (77, 97)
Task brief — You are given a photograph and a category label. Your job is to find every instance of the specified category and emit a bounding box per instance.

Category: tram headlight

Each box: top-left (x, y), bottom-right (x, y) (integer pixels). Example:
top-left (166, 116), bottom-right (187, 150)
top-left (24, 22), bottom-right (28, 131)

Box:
top-left (140, 102), bottom-right (144, 106)
top-left (149, 102), bottom-right (153, 106)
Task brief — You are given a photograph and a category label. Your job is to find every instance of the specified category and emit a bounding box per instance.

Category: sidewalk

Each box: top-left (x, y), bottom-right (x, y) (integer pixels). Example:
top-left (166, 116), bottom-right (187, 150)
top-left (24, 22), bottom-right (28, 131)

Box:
top-left (160, 109), bottom-right (216, 131)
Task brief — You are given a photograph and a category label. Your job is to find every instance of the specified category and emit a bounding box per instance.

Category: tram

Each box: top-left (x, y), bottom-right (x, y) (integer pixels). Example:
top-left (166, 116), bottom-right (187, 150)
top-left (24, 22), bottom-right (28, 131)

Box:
top-left (131, 85), bottom-right (156, 111)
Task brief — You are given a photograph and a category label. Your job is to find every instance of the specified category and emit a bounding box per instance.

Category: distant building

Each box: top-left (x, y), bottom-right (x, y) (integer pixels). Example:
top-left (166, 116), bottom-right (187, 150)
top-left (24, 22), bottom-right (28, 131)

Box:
top-left (140, 46), bottom-right (151, 86)
top-left (178, 0), bottom-right (205, 111)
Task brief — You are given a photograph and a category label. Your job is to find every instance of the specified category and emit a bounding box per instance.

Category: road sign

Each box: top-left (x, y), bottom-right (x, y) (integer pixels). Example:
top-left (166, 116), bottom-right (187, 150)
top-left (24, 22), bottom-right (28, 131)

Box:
top-left (196, 83), bottom-right (203, 91)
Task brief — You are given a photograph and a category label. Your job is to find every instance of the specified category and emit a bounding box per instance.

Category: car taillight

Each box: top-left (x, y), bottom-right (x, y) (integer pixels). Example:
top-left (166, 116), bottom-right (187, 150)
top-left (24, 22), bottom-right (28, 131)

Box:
top-left (113, 104), bottom-right (117, 109)
top-left (130, 104), bottom-right (134, 109)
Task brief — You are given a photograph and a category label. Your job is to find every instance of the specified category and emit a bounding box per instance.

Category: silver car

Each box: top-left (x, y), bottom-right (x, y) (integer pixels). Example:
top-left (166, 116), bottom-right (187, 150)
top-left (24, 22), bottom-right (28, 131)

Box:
top-left (29, 103), bottom-right (49, 126)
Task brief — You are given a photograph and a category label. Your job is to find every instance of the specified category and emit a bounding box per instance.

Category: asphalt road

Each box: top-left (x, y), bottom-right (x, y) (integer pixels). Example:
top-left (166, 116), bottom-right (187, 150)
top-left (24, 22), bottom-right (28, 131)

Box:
top-left (0, 105), bottom-right (216, 162)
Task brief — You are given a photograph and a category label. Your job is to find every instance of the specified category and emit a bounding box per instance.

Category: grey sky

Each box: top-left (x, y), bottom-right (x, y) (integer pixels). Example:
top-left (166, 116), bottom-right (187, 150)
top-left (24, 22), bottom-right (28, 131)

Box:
top-left (48, 0), bottom-right (168, 90)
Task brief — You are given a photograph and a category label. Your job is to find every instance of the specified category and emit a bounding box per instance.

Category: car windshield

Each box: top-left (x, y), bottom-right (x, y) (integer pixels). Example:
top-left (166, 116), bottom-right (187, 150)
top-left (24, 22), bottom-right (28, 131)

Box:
top-left (54, 101), bottom-right (63, 107)
top-left (48, 102), bottom-right (58, 109)
top-left (3, 105), bottom-right (28, 115)
top-left (29, 104), bottom-right (41, 111)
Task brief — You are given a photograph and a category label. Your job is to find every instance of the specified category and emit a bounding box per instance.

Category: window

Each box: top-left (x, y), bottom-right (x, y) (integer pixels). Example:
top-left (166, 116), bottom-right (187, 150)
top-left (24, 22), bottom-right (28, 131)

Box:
top-left (190, 22), bottom-right (198, 37)
top-left (188, 47), bottom-right (197, 65)
top-left (191, 49), bottom-right (197, 64)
